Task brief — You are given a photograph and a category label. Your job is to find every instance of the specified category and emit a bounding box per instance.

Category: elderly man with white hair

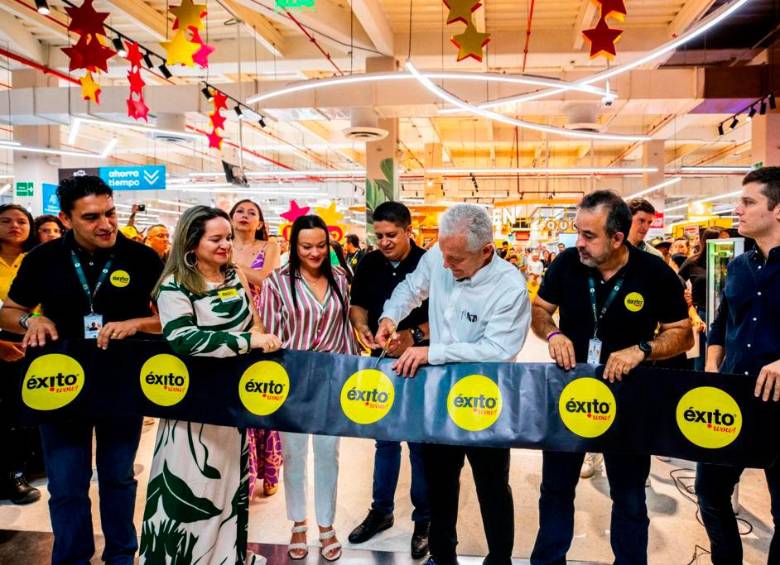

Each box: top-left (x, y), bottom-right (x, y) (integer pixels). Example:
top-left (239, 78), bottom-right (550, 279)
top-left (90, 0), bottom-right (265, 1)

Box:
top-left (376, 203), bottom-right (530, 565)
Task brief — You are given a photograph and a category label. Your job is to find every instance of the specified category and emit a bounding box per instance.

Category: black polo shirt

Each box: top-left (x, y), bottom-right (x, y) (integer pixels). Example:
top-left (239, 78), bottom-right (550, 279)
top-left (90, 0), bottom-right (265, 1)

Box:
top-left (9, 231), bottom-right (163, 339)
top-left (538, 245), bottom-right (688, 363)
top-left (350, 242), bottom-right (429, 340)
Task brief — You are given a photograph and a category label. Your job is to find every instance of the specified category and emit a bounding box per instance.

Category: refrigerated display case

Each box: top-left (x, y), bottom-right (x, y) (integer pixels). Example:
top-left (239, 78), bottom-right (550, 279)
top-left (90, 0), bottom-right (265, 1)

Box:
top-left (706, 238), bottom-right (745, 328)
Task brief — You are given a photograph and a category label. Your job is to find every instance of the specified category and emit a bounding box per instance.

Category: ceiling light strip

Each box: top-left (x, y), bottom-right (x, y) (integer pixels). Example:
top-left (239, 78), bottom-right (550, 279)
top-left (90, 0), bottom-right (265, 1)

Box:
top-left (624, 177), bottom-right (682, 199)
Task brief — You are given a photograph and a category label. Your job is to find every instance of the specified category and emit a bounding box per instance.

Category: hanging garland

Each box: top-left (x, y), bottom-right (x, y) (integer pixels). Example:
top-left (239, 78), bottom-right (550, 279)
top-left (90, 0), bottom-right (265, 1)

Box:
top-left (206, 89), bottom-right (228, 150)
top-left (161, 0), bottom-right (210, 68)
top-left (61, 0), bottom-right (116, 103)
top-left (442, 0), bottom-right (491, 62)
top-left (582, 0), bottom-right (626, 60)
top-left (125, 41), bottom-right (149, 121)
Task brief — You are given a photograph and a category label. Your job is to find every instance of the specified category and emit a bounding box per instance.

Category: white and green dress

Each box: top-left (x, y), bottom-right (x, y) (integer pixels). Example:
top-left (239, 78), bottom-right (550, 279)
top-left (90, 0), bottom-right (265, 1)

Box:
top-left (140, 270), bottom-right (254, 565)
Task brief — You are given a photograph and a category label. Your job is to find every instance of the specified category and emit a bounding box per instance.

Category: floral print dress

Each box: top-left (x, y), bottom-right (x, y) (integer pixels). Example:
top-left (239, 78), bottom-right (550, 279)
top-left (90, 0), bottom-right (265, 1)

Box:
top-left (140, 270), bottom-right (254, 565)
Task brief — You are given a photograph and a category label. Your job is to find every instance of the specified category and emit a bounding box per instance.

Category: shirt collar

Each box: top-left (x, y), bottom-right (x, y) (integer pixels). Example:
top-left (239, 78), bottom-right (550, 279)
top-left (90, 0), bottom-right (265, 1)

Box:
top-left (65, 230), bottom-right (123, 258)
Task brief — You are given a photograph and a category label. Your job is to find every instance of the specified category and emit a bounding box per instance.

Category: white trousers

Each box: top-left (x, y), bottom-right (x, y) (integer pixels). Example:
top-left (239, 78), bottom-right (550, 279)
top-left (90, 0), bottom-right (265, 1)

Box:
top-left (280, 432), bottom-right (340, 526)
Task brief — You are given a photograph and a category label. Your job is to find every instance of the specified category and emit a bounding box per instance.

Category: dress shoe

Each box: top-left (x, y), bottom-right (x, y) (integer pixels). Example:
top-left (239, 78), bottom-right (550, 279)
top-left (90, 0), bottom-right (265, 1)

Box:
top-left (411, 520), bottom-right (430, 559)
top-left (1, 472), bottom-right (41, 505)
top-left (348, 509), bottom-right (393, 544)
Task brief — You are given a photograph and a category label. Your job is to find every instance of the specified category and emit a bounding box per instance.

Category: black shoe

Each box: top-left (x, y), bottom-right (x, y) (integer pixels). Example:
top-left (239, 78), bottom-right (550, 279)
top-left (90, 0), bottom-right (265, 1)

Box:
top-left (411, 520), bottom-right (430, 559)
top-left (1, 473), bottom-right (41, 505)
top-left (348, 509), bottom-right (394, 544)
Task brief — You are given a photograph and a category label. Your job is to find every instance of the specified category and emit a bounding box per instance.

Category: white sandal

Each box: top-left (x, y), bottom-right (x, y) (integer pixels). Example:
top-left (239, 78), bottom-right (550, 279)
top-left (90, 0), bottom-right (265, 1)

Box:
top-left (319, 528), bottom-right (342, 562)
top-left (288, 524), bottom-right (308, 560)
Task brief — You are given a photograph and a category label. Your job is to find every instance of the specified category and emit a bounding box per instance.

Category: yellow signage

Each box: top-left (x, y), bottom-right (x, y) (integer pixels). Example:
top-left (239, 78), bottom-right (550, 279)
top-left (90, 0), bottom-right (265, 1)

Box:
top-left (140, 354), bottom-right (189, 407)
top-left (22, 354), bottom-right (85, 411)
top-left (238, 360), bottom-right (290, 416)
top-left (340, 369), bottom-right (395, 425)
top-left (110, 270), bottom-right (130, 288)
top-left (447, 375), bottom-right (502, 431)
top-left (676, 387), bottom-right (742, 449)
top-left (558, 377), bottom-right (616, 438)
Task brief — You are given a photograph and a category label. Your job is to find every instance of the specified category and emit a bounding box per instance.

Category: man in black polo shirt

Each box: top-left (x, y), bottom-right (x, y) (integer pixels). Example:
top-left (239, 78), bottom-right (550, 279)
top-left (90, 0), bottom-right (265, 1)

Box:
top-left (0, 176), bottom-right (162, 565)
top-left (696, 167), bottom-right (780, 564)
top-left (347, 201), bottom-right (431, 559)
top-left (530, 190), bottom-right (692, 565)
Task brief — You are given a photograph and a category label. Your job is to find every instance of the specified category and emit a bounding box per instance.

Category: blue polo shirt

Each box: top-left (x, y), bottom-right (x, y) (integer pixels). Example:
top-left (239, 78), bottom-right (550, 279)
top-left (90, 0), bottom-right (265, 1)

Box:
top-left (708, 245), bottom-right (780, 376)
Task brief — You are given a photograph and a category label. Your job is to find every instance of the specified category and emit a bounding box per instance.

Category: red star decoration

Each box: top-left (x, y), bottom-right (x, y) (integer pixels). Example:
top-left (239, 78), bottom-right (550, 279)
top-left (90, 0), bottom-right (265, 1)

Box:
top-left (206, 128), bottom-right (223, 150)
top-left (280, 200), bottom-right (311, 222)
top-left (597, 0), bottom-right (627, 21)
top-left (190, 28), bottom-right (214, 69)
top-left (62, 39), bottom-right (87, 72)
top-left (127, 68), bottom-right (146, 94)
top-left (82, 36), bottom-right (116, 72)
top-left (582, 16), bottom-right (623, 59)
top-left (209, 110), bottom-right (226, 131)
top-left (125, 41), bottom-right (144, 68)
top-left (212, 90), bottom-right (228, 112)
top-left (127, 97), bottom-right (149, 121)
top-left (65, 0), bottom-right (109, 36)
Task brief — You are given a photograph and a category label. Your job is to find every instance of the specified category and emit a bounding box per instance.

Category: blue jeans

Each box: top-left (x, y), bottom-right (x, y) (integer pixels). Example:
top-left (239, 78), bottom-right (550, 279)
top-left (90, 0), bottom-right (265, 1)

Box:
top-left (696, 462), bottom-right (779, 564)
top-left (531, 451), bottom-right (650, 565)
top-left (371, 440), bottom-right (430, 522)
top-left (40, 416), bottom-right (143, 565)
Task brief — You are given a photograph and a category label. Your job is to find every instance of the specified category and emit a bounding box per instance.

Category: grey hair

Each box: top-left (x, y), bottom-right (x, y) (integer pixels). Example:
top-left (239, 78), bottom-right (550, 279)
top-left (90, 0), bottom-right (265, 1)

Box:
top-left (439, 204), bottom-right (493, 252)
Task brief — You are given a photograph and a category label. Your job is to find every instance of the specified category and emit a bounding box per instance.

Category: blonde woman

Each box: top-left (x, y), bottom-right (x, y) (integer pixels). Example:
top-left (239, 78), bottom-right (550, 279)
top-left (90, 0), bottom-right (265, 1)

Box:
top-left (140, 206), bottom-right (281, 564)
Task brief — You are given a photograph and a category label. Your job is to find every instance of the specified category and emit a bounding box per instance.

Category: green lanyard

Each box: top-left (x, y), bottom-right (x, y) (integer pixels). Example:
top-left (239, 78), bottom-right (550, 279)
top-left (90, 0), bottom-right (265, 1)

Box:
top-left (71, 250), bottom-right (113, 314)
top-left (587, 274), bottom-right (624, 339)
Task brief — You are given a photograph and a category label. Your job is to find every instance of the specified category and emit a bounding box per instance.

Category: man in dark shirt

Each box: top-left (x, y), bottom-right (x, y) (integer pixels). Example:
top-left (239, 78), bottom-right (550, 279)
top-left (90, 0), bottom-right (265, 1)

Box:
top-left (347, 202), bottom-right (431, 558)
top-left (530, 190), bottom-right (692, 565)
top-left (697, 167), bottom-right (780, 564)
top-left (345, 233), bottom-right (366, 272)
top-left (0, 176), bottom-right (162, 565)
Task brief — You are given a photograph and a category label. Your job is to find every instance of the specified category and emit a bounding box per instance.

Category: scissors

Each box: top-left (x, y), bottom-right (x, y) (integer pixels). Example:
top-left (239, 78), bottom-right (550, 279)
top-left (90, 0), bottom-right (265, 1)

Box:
top-left (374, 325), bottom-right (396, 368)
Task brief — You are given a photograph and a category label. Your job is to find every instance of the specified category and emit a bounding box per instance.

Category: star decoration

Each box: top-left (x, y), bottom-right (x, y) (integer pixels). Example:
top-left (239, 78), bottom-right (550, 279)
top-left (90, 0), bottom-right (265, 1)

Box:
top-left (212, 90), bottom-right (229, 111)
top-left (451, 24), bottom-right (491, 62)
top-left (190, 28), bottom-right (215, 69)
top-left (582, 16), bottom-right (623, 59)
top-left (160, 30), bottom-right (200, 67)
top-left (280, 200), bottom-right (311, 223)
top-left (80, 71), bottom-right (101, 103)
top-left (127, 97), bottom-right (149, 121)
top-left (170, 0), bottom-right (207, 31)
top-left (443, 0), bottom-right (482, 25)
top-left (66, 0), bottom-right (109, 37)
top-left (125, 41), bottom-right (144, 68)
top-left (63, 34), bottom-right (115, 72)
top-left (314, 201), bottom-right (345, 227)
top-left (127, 68), bottom-right (146, 94)
top-left (596, 0), bottom-right (627, 21)
top-left (206, 128), bottom-right (223, 150)
top-left (209, 110), bottom-right (226, 131)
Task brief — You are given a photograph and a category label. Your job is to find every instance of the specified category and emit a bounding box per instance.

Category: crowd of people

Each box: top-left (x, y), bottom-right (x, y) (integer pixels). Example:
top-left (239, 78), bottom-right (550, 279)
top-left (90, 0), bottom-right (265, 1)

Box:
top-left (0, 167), bottom-right (777, 565)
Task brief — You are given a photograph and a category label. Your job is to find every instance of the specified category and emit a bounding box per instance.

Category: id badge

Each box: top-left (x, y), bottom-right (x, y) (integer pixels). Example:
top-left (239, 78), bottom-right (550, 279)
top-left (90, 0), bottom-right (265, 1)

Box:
top-left (217, 288), bottom-right (240, 303)
top-left (587, 338), bottom-right (602, 365)
top-left (84, 313), bottom-right (103, 339)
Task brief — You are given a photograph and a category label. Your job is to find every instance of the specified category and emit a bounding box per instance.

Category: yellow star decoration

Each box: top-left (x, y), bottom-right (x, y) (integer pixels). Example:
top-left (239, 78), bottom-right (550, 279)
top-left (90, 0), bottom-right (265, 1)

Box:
top-left (160, 30), bottom-right (199, 67)
top-left (444, 0), bottom-right (481, 25)
top-left (170, 0), bottom-right (206, 31)
top-left (315, 201), bottom-right (345, 227)
top-left (80, 71), bottom-right (101, 103)
top-left (451, 24), bottom-right (491, 62)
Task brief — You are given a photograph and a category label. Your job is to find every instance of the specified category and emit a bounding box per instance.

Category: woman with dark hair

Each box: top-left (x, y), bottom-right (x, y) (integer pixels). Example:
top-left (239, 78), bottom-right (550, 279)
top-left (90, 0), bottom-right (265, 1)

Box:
top-left (140, 205), bottom-right (281, 564)
top-left (229, 199), bottom-right (283, 499)
top-left (0, 204), bottom-right (35, 305)
top-left (259, 215), bottom-right (357, 562)
top-left (33, 214), bottom-right (64, 245)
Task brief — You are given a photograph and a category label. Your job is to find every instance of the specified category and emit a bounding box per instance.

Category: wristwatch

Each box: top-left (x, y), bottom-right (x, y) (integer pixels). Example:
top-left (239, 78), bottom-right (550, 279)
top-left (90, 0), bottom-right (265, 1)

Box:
top-left (638, 341), bottom-right (652, 360)
top-left (19, 313), bottom-right (32, 330)
top-left (410, 326), bottom-right (425, 345)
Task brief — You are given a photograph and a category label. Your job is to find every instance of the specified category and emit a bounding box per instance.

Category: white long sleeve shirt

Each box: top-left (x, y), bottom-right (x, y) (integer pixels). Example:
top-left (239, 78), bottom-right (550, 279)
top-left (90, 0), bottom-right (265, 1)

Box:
top-left (381, 244), bottom-right (530, 364)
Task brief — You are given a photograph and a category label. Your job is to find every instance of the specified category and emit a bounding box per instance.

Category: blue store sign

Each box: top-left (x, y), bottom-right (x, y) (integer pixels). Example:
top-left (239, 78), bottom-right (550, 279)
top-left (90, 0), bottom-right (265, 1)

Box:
top-left (42, 183), bottom-right (60, 215)
top-left (98, 165), bottom-right (166, 191)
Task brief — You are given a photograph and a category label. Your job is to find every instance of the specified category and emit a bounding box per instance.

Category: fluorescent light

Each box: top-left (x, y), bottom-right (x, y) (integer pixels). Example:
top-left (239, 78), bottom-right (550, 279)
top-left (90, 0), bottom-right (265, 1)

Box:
top-left (425, 167), bottom-right (657, 175)
top-left (665, 190), bottom-right (742, 212)
top-left (0, 140), bottom-right (22, 147)
top-left (246, 170), bottom-right (365, 178)
top-left (0, 183), bottom-right (11, 195)
top-left (100, 137), bottom-right (118, 159)
top-left (680, 166), bottom-right (752, 174)
top-left (68, 119), bottom-right (81, 145)
top-left (405, 61), bottom-right (649, 142)
top-left (76, 116), bottom-right (202, 141)
top-left (715, 207), bottom-right (736, 215)
top-left (625, 177), bottom-right (682, 199)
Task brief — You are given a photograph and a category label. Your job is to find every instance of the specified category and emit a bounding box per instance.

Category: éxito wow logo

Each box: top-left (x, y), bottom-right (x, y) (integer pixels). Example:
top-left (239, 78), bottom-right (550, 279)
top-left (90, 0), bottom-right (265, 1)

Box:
top-left (110, 270), bottom-right (130, 288)
top-left (558, 377), bottom-right (616, 438)
top-left (140, 354), bottom-right (189, 406)
top-left (447, 375), bottom-right (502, 431)
top-left (624, 292), bottom-right (645, 312)
top-left (340, 369), bottom-right (395, 425)
top-left (239, 361), bottom-right (290, 416)
top-left (676, 387), bottom-right (742, 449)
top-left (23, 354), bottom-right (85, 410)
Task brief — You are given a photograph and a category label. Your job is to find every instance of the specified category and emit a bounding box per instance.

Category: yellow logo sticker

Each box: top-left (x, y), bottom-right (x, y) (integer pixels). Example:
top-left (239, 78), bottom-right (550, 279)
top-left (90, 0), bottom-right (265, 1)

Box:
top-left (110, 270), bottom-right (130, 288)
top-left (340, 369), bottom-right (395, 425)
top-left (447, 375), bottom-right (502, 432)
top-left (239, 361), bottom-right (290, 416)
top-left (22, 354), bottom-right (85, 411)
top-left (558, 377), bottom-right (617, 438)
top-left (676, 387), bottom-right (742, 449)
top-left (624, 292), bottom-right (645, 312)
top-left (140, 354), bottom-right (189, 407)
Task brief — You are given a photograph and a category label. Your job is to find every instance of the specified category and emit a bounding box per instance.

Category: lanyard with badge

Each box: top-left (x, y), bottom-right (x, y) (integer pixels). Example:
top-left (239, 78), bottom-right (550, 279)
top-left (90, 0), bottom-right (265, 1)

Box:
top-left (587, 274), bottom-right (624, 364)
top-left (71, 250), bottom-right (113, 339)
